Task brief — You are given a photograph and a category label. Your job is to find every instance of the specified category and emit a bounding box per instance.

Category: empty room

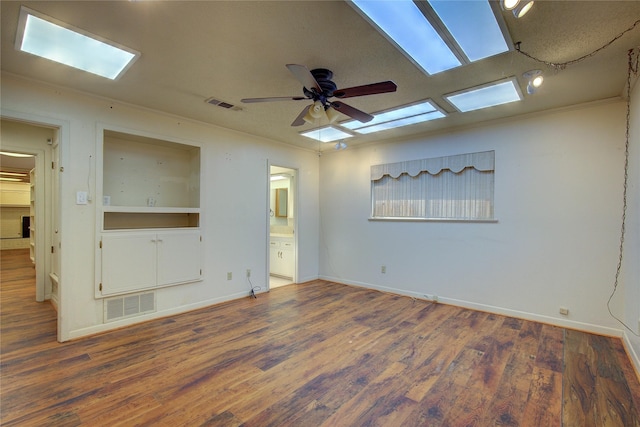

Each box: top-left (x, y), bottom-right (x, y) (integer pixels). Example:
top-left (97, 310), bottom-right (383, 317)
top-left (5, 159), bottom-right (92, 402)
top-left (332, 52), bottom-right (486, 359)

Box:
top-left (1, 1), bottom-right (639, 425)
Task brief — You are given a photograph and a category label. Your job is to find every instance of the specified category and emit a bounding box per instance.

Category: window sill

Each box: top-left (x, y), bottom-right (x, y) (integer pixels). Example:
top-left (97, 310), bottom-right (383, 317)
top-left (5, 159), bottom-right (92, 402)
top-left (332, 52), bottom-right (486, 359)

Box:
top-left (368, 217), bottom-right (498, 223)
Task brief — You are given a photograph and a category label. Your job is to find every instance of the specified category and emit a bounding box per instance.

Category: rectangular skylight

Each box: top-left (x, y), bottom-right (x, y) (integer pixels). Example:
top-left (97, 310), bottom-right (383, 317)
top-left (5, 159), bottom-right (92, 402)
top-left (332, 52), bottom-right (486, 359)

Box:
top-left (342, 100), bottom-right (446, 133)
top-left (350, 1), bottom-right (509, 75)
top-left (444, 78), bottom-right (522, 112)
top-left (351, 0), bottom-right (461, 75)
top-left (428, 1), bottom-right (509, 62)
top-left (15, 6), bottom-right (140, 80)
top-left (300, 126), bottom-right (354, 143)
top-left (353, 111), bottom-right (446, 134)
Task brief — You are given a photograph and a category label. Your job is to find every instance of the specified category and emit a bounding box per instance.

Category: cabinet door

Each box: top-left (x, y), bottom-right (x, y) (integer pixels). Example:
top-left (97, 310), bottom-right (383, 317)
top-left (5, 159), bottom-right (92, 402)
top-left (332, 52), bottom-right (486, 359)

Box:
top-left (156, 231), bottom-right (202, 286)
top-left (280, 247), bottom-right (294, 278)
top-left (102, 232), bottom-right (157, 295)
top-left (270, 244), bottom-right (282, 276)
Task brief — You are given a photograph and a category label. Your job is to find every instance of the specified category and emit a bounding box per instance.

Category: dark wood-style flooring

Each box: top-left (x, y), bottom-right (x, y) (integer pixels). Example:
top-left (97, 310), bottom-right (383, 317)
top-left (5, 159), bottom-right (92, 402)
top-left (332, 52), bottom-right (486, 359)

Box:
top-left (1, 248), bottom-right (639, 426)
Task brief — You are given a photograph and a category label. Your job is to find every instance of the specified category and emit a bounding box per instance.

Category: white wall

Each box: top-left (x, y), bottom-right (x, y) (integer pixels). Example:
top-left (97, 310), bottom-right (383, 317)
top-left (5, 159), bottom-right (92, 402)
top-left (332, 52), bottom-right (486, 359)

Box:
top-left (1, 73), bottom-right (320, 340)
top-left (624, 77), bottom-right (640, 370)
top-left (319, 100), bottom-right (633, 343)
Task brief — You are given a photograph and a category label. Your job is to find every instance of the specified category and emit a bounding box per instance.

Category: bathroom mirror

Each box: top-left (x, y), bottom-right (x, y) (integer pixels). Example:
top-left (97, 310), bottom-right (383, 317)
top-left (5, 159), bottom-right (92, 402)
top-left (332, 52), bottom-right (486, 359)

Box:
top-left (275, 188), bottom-right (288, 218)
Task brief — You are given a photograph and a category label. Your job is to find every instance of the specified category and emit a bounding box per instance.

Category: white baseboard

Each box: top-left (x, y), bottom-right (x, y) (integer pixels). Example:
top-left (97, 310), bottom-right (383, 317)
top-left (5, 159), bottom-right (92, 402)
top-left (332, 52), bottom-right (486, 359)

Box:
top-left (66, 290), bottom-right (253, 341)
top-left (622, 332), bottom-right (640, 381)
top-left (320, 275), bottom-right (624, 338)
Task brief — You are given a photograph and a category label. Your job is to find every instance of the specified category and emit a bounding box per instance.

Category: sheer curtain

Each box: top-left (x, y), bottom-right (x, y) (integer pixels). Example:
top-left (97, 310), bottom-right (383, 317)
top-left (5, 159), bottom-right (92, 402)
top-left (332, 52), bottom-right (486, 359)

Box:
top-left (371, 151), bottom-right (494, 220)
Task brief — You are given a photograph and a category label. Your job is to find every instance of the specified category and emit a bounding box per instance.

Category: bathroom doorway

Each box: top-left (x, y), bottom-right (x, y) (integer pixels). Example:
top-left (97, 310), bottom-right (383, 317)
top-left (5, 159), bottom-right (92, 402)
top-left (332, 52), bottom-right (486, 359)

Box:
top-left (268, 165), bottom-right (297, 289)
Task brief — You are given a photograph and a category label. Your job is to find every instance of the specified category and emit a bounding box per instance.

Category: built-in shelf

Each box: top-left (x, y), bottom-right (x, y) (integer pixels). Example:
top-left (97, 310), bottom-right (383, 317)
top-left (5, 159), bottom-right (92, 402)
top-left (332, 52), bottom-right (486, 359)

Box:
top-left (104, 212), bottom-right (199, 230)
top-left (102, 206), bottom-right (201, 214)
top-left (98, 128), bottom-right (203, 298)
top-left (29, 168), bottom-right (35, 264)
top-left (101, 130), bottom-right (201, 232)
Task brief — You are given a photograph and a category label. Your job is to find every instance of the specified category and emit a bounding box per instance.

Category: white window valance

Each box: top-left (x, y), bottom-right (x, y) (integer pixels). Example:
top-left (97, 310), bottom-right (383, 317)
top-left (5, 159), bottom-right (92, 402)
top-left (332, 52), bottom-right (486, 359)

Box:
top-left (371, 150), bottom-right (495, 181)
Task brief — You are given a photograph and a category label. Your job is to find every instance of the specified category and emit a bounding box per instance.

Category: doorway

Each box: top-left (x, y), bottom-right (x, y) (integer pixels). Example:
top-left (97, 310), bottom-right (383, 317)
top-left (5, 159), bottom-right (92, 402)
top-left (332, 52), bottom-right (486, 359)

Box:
top-left (269, 165), bottom-right (297, 289)
top-left (0, 118), bottom-right (60, 339)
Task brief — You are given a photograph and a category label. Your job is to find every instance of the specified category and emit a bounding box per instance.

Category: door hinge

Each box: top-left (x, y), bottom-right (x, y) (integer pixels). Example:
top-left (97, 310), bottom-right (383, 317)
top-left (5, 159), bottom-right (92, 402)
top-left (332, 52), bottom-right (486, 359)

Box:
top-left (51, 246), bottom-right (54, 254)
top-left (99, 240), bottom-right (102, 249)
top-left (51, 161), bottom-right (55, 169)
top-left (99, 283), bottom-right (102, 291)
top-left (200, 269), bottom-right (202, 275)
top-left (200, 236), bottom-right (202, 242)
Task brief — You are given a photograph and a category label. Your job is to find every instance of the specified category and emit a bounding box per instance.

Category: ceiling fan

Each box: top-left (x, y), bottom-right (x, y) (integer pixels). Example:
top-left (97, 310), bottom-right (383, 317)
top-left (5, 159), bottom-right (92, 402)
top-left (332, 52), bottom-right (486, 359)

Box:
top-left (241, 64), bottom-right (397, 126)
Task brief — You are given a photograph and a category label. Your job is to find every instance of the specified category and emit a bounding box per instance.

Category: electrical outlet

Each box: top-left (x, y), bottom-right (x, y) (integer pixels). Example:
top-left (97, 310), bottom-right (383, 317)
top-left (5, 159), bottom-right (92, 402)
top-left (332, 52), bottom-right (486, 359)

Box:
top-left (227, 272), bottom-right (232, 280)
top-left (381, 265), bottom-right (386, 274)
top-left (246, 269), bottom-right (251, 278)
top-left (559, 307), bottom-right (569, 316)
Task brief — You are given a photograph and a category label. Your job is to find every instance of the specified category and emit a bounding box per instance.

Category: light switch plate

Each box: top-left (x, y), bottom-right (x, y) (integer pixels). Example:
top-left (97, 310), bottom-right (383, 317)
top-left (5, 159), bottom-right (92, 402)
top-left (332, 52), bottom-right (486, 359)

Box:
top-left (76, 191), bottom-right (88, 205)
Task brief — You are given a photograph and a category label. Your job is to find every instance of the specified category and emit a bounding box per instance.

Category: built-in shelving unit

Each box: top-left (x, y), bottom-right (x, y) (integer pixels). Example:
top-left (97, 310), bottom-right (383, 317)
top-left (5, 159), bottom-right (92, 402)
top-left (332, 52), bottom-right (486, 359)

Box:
top-left (29, 168), bottom-right (35, 264)
top-left (98, 129), bottom-right (202, 298)
top-left (102, 130), bottom-right (200, 229)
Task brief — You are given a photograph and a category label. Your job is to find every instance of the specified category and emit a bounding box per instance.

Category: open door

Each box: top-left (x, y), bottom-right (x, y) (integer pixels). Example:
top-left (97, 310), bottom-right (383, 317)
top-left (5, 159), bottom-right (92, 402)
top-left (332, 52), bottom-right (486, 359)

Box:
top-left (268, 164), bottom-right (297, 289)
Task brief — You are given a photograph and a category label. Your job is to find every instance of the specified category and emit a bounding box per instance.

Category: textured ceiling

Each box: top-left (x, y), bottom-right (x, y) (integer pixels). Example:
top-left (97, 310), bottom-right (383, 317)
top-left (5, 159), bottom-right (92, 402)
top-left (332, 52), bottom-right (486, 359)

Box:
top-left (2, 1), bottom-right (640, 153)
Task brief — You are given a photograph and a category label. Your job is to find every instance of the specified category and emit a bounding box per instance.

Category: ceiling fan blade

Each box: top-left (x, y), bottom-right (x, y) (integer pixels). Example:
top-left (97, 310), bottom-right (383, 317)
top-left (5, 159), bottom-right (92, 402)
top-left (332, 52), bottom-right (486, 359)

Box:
top-left (291, 106), bottom-right (310, 127)
top-left (286, 64), bottom-right (321, 93)
top-left (241, 96), bottom-right (307, 103)
top-left (332, 81), bottom-right (397, 99)
top-left (330, 101), bottom-right (374, 123)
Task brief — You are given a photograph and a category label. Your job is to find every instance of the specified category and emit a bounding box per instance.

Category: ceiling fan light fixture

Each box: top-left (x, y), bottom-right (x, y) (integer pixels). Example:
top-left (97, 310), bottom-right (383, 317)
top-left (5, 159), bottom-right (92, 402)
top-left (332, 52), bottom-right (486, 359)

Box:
top-left (325, 106), bottom-right (339, 123)
top-left (302, 108), bottom-right (314, 124)
top-left (513, 0), bottom-right (534, 18)
top-left (309, 100), bottom-right (325, 119)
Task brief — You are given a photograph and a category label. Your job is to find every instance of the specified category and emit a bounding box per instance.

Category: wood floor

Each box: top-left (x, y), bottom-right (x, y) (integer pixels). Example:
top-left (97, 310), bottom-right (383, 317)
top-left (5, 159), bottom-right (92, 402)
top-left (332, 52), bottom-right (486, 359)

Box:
top-left (1, 249), bottom-right (639, 426)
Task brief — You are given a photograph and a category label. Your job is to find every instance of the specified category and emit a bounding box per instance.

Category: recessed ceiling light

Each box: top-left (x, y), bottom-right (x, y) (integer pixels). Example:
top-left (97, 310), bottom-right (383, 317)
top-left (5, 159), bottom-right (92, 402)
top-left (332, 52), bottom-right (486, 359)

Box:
top-left (300, 126), bottom-right (354, 143)
top-left (15, 6), bottom-right (140, 80)
top-left (0, 151), bottom-right (34, 158)
top-left (0, 171), bottom-right (29, 177)
top-left (444, 78), bottom-right (522, 112)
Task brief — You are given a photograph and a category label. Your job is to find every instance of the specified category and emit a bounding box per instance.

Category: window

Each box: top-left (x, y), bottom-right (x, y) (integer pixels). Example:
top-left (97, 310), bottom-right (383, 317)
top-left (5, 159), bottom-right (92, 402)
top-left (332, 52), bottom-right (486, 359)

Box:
top-left (370, 151), bottom-right (495, 221)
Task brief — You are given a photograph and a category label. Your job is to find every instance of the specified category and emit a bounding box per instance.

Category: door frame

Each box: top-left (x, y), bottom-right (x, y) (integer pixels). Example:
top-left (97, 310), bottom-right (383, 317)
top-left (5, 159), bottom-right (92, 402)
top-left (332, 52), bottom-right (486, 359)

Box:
top-left (1, 109), bottom-right (68, 342)
top-left (266, 161), bottom-right (299, 290)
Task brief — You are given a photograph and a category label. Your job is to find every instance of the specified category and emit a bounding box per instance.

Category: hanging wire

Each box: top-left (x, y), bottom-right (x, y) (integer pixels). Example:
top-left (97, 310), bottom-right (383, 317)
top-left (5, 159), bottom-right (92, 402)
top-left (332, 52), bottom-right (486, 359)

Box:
top-left (516, 14), bottom-right (640, 334)
top-left (607, 48), bottom-right (639, 337)
top-left (515, 19), bottom-right (640, 71)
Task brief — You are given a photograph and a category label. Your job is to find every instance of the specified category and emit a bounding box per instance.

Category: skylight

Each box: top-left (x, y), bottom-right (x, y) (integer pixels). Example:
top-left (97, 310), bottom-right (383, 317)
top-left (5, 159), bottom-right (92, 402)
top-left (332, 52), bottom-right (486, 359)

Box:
top-left (342, 100), bottom-right (445, 134)
top-left (300, 126), bottom-right (354, 143)
top-left (350, 0), bottom-right (509, 75)
top-left (444, 78), bottom-right (522, 112)
top-left (428, 1), bottom-right (508, 62)
top-left (351, 0), bottom-right (460, 74)
top-left (15, 6), bottom-right (140, 80)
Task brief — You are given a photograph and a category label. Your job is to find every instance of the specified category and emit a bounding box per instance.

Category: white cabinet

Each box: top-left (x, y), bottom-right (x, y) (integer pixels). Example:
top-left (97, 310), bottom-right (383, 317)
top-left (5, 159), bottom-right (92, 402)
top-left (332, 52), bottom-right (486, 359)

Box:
top-left (98, 129), bottom-right (203, 297)
top-left (101, 230), bottom-right (202, 296)
top-left (270, 236), bottom-right (294, 279)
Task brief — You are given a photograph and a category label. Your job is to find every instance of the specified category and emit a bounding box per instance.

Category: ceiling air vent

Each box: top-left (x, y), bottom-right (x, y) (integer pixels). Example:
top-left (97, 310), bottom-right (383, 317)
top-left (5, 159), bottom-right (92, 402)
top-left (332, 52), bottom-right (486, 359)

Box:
top-left (205, 97), bottom-right (242, 111)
